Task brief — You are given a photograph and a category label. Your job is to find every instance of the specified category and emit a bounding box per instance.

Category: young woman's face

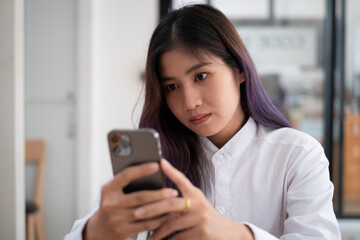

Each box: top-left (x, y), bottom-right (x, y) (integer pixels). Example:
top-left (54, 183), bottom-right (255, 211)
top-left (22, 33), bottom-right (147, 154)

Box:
top-left (159, 49), bottom-right (246, 148)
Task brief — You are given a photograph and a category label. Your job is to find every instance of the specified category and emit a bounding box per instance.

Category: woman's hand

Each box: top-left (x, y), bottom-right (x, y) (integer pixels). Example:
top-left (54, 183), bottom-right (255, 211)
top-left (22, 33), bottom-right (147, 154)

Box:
top-left (133, 159), bottom-right (254, 240)
top-left (84, 162), bottom-right (178, 240)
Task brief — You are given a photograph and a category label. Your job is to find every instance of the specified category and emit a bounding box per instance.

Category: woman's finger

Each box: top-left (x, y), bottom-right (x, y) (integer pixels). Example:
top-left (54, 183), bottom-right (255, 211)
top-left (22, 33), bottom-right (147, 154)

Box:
top-left (169, 227), bottom-right (199, 240)
top-left (149, 212), bottom-right (198, 240)
top-left (160, 159), bottom-right (194, 196)
top-left (107, 208), bottom-right (138, 223)
top-left (104, 162), bottom-right (160, 192)
top-left (126, 215), bottom-right (169, 235)
top-left (133, 197), bottom-right (188, 220)
top-left (119, 188), bottom-right (178, 209)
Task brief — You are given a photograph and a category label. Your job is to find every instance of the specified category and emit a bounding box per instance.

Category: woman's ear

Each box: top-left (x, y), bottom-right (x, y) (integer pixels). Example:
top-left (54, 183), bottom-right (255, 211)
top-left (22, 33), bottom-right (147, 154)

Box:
top-left (235, 68), bottom-right (245, 84)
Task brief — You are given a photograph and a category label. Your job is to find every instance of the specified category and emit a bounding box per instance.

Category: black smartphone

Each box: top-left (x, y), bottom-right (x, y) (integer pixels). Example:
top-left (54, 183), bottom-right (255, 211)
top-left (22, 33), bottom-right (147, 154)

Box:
top-left (107, 128), bottom-right (166, 193)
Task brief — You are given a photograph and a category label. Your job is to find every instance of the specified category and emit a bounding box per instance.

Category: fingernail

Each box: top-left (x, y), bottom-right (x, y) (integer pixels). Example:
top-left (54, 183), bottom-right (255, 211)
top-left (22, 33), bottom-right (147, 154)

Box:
top-left (147, 162), bottom-right (158, 169)
top-left (168, 189), bottom-right (178, 197)
top-left (161, 159), bottom-right (170, 167)
top-left (134, 207), bottom-right (147, 218)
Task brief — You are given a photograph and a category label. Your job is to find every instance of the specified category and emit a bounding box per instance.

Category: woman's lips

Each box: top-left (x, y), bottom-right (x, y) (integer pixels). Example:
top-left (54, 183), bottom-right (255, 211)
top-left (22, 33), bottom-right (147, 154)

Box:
top-left (189, 113), bottom-right (211, 125)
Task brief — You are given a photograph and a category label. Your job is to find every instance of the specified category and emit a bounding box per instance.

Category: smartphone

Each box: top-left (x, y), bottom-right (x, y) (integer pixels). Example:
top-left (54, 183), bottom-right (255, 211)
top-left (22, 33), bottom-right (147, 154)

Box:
top-left (107, 128), bottom-right (166, 193)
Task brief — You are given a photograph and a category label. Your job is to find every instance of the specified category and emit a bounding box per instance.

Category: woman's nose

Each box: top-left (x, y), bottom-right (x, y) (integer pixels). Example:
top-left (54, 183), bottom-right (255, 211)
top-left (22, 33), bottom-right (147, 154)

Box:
top-left (183, 86), bottom-right (202, 111)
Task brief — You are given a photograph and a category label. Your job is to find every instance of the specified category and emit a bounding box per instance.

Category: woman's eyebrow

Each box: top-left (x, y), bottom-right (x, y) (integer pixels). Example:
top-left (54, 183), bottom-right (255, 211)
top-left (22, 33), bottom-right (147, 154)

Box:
top-left (160, 62), bottom-right (212, 82)
top-left (185, 62), bottom-right (212, 74)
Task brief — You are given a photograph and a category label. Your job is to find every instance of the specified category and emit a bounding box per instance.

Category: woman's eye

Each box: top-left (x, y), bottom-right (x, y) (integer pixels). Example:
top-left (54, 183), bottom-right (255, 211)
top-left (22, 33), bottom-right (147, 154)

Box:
top-left (165, 84), bottom-right (178, 92)
top-left (195, 73), bottom-right (208, 81)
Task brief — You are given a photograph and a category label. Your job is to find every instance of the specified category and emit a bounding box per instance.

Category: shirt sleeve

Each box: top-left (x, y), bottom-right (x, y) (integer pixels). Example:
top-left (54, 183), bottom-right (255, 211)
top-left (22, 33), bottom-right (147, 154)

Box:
top-left (245, 142), bottom-right (341, 240)
top-left (63, 211), bottom-right (93, 240)
top-left (243, 222), bottom-right (279, 239)
top-left (63, 193), bottom-right (100, 240)
top-left (280, 142), bottom-right (341, 239)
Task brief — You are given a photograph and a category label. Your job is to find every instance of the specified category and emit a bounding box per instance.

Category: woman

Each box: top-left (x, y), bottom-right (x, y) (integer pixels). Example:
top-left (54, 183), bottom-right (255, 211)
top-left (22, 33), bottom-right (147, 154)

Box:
top-left (65, 4), bottom-right (341, 240)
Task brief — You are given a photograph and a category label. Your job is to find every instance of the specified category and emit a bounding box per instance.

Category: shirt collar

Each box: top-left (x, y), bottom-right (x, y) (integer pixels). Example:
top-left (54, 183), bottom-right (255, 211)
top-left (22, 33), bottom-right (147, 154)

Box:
top-left (199, 117), bottom-right (258, 160)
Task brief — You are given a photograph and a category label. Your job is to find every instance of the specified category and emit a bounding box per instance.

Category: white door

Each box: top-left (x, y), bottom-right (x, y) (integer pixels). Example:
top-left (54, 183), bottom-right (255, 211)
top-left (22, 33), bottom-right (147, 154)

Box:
top-left (25, 0), bottom-right (76, 239)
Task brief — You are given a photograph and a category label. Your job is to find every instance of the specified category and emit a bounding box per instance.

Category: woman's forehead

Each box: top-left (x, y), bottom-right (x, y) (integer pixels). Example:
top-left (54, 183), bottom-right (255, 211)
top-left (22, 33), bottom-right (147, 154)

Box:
top-left (160, 48), bottom-right (220, 65)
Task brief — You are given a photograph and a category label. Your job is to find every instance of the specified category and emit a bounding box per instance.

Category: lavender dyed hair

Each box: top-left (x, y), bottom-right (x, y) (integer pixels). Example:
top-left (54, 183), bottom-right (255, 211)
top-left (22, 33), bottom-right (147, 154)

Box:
top-left (139, 4), bottom-right (291, 189)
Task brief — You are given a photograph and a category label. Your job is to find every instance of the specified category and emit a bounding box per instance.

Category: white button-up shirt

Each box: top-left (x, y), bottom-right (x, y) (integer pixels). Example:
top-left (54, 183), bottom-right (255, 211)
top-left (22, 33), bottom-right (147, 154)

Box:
top-left (200, 117), bottom-right (341, 239)
top-left (64, 117), bottom-right (341, 240)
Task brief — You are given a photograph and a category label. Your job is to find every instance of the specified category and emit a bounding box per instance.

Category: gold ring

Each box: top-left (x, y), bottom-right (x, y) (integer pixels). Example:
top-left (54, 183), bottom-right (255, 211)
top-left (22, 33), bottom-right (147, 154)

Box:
top-left (183, 197), bottom-right (191, 213)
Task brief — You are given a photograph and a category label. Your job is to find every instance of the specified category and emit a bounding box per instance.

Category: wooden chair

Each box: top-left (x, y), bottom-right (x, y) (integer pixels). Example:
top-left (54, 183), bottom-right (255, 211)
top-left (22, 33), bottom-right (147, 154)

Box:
top-left (25, 139), bottom-right (46, 240)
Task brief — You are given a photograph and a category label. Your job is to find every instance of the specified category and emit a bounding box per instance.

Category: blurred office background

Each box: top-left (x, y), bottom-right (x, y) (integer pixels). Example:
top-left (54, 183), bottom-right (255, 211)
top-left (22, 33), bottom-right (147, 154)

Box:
top-left (1, 0), bottom-right (359, 239)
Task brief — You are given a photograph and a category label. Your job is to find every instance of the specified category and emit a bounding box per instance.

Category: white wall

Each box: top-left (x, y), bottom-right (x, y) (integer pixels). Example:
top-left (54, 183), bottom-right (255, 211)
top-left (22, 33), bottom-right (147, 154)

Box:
top-left (76, 0), bottom-right (159, 218)
top-left (0, 0), bottom-right (25, 239)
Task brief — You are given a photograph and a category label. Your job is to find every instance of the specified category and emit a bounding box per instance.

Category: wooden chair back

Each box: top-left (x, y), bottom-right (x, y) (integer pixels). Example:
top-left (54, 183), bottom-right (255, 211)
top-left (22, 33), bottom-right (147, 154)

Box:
top-left (25, 139), bottom-right (46, 208)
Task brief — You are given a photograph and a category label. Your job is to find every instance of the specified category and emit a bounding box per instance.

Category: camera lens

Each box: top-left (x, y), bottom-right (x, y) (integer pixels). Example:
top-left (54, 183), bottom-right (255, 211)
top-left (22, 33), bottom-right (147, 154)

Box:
top-left (114, 134), bottom-right (132, 156)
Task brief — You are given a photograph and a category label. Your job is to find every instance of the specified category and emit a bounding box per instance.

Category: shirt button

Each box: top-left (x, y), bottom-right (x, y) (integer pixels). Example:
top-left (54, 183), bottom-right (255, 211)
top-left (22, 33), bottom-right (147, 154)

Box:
top-left (217, 154), bottom-right (224, 160)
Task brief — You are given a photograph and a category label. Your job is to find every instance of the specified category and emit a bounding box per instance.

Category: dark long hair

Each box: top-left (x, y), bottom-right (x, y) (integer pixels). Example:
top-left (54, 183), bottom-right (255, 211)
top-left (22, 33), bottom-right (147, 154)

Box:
top-left (139, 4), bottom-right (291, 189)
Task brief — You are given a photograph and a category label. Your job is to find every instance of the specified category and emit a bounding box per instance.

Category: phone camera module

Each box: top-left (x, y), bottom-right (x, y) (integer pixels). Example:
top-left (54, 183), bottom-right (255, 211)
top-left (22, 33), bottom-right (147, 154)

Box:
top-left (110, 134), bottom-right (119, 143)
top-left (113, 134), bottom-right (132, 156)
